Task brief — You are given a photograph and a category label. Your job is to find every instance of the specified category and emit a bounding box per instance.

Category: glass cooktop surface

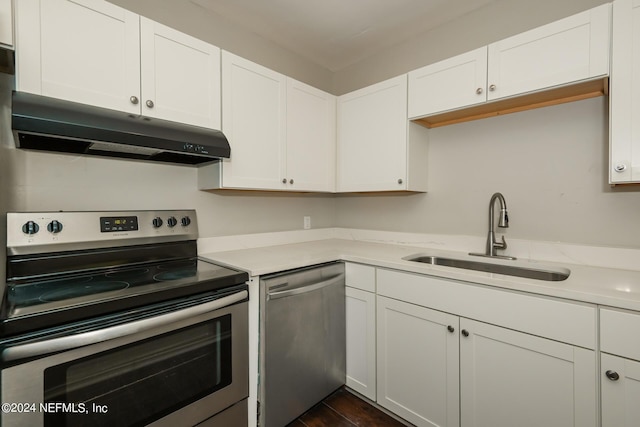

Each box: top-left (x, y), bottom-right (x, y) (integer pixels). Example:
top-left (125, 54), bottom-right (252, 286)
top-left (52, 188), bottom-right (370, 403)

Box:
top-left (6, 258), bottom-right (246, 321)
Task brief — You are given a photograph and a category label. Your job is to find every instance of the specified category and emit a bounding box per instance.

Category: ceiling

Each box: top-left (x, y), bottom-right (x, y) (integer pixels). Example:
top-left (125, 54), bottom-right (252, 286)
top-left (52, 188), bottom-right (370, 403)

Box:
top-left (191, 0), bottom-right (497, 72)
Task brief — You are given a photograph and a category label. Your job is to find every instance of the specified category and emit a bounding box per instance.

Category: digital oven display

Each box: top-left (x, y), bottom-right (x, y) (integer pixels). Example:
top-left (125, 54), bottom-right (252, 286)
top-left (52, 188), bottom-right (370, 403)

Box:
top-left (100, 216), bottom-right (139, 232)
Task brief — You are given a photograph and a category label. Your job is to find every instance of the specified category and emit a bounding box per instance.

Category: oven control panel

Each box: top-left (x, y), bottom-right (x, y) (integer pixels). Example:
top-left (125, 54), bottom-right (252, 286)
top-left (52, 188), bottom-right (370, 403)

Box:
top-left (7, 210), bottom-right (198, 254)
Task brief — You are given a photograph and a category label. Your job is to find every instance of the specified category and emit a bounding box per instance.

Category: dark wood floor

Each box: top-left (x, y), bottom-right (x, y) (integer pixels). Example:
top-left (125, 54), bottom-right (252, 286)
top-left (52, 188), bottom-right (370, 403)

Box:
top-left (286, 388), bottom-right (406, 427)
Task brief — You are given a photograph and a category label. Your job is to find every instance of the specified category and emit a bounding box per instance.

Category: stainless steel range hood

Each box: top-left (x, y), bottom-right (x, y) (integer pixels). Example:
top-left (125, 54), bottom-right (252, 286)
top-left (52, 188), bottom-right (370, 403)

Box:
top-left (11, 91), bottom-right (230, 165)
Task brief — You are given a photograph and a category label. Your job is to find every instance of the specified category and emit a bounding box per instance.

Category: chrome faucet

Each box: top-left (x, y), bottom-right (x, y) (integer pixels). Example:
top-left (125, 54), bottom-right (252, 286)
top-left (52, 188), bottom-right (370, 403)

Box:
top-left (470, 192), bottom-right (516, 260)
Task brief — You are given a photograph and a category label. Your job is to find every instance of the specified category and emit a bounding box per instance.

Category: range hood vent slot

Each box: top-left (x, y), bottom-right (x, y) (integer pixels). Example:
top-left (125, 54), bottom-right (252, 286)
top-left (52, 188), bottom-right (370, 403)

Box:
top-left (11, 91), bottom-right (230, 166)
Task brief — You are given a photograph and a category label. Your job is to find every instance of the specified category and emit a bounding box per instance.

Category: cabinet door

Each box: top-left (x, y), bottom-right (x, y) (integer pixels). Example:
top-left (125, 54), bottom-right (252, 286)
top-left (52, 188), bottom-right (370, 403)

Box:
top-left (285, 78), bottom-right (336, 192)
top-left (345, 287), bottom-right (376, 400)
top-left (610, 0), bottom-right (640, 183)
top-left (460, 318), bottom-right (596, 427)
top-left (487, 3), bottom-right (610, 101)
top-left (601, 353), bottom-right (640, 427)
top-left (377, 296), bottom-right (459, 427)
top-left (408, 47), bottom-right (487, 119)
top-left (0, 0), bottom-right (12, 47)
top-left (337, 76), bottom-right (408, 192)
top-left (140, 17), bottom-right (221, 129)
top-left (15, 0), bottom-right (140, 114)
top-left (220, 51), bottom-right (286, 189)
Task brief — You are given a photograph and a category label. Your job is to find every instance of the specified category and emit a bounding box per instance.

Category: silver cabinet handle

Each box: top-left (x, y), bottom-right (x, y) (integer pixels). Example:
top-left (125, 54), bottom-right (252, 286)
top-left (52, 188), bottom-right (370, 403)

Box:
top-left (130, 96), bottom-right (139, 104)
top-left (476, 87), bottom-right (483, 94)
top-left (267, 275), bottom-right (343, 300)
top-left (489, 84), bottom-right (497, 91)
top-left (146, 100), bottom-right (155, 108)
top-left (1, 290), bottom-right (248, 362)
top-left (398, 178), bottom-right (403, 184)
top-left (282, 178), bottom-right (287, 184)
top-left (614, 164), bottom-right (627, 173)
top-left (289, 179), bottom-right (294, 184)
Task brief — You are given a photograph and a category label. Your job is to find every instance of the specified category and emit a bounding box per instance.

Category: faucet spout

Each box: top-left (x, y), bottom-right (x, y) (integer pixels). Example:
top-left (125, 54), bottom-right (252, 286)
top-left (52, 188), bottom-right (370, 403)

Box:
top-left (470, 192), bottom-right (516, 260)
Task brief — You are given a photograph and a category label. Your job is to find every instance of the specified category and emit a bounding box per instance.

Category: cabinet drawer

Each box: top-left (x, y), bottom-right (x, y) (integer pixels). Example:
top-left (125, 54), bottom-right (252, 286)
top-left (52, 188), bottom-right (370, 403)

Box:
top-left (345, 263), bottom-right (375, 292)
top-left (601, 308), bottom-right (640, 361)
top-left (377, 268), bottom-right (596, 349)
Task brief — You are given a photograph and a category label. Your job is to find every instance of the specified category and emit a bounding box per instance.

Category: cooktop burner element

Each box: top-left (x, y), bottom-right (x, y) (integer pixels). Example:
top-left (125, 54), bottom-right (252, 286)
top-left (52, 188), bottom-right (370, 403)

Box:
top-left (40, 281), bottom-right (130, 302)
top-left (2, 210), bottom-right (249, 337)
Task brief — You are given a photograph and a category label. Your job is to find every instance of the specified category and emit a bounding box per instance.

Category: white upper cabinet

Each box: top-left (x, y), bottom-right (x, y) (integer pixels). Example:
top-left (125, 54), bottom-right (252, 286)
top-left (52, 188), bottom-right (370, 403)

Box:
top-left (610, 0), bottom-right (640, 184)
top-left (217, 51), bottom-right (286, 190)
top-left (15, 0), bottom-right (221, 128)
top-left (1, 0), bottom-right (13, 48)
top-left (140, 18), bottom-right (221, 129)
top-left (408, 47), bottom-right (488, 119)
top-left (285, 78), bottom-right (336, 192)
top-left (200, 59), bottom-right (336, 192)
top-left (16, 0), bottom-right (141, 114)
top-left (487, 3), bottom-right (610, 101)
top-left (338, 75), bottom-right (428, 192)
top-left (408, 3), bottom-right (611, 126)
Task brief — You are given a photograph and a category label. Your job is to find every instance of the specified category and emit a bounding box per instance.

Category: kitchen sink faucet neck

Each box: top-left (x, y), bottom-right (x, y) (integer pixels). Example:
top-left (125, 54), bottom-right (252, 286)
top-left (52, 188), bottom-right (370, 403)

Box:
top-left (471, 192), bottom-right (516, 260)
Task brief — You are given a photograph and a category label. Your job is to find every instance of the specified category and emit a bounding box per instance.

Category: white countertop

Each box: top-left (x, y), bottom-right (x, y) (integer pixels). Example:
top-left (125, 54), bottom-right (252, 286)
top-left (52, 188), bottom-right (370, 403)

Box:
top-left (200, 236), bottom-right (640, 312)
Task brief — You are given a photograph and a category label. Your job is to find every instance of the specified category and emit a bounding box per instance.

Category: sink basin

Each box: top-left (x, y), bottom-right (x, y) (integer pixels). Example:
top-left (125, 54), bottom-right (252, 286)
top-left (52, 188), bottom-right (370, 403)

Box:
top-left (403, 255), bottom-right (570, 282)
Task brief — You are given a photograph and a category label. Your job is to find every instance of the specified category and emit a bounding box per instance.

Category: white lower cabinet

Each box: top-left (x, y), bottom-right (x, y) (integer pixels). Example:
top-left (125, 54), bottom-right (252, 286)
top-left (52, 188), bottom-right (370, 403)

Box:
top-left (601, 353), bottom-right (640, 427)
top-left (377, 296), bottom-right (459, 427)
top-left (345, 263), bottom-right (377, 400)
top-left (600, 307), bottom-right (640, 427)
top-left (460, 318), bottom-right (596, 427)
top-left (345, 287), bottom-right (376, 400)
top-left (373, 268), bottom-right (597, 427)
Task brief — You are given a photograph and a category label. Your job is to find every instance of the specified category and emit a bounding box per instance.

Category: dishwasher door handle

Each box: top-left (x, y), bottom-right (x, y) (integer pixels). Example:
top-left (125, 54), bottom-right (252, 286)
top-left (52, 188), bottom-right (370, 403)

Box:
top-left (267, 274), bottom-right (343, 300)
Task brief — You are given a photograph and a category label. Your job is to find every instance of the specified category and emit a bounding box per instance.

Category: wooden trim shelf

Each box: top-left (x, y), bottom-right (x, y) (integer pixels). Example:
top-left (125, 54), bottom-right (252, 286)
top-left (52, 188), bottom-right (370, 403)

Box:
top-left (412, 78), bottom-right (609, 129)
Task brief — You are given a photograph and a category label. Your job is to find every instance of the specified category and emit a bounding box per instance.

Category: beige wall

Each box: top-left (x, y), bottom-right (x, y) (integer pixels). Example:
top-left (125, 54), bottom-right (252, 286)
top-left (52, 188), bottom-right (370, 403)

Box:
top-left (106, 0), bottom-right (334, 93)
top-left (336, 97), bottom-right (640, 248)
top-left (4, 0), bottom-right (640, 253)
top-left (333, 0), bottom-right (610, 94)
top-left (0, 73), bottom-right (336, 241)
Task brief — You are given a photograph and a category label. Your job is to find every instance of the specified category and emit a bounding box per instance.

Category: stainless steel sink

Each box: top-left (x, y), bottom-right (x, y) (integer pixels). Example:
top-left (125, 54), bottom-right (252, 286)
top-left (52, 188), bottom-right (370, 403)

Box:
top-left (403, 255), bottom-right (570, 281)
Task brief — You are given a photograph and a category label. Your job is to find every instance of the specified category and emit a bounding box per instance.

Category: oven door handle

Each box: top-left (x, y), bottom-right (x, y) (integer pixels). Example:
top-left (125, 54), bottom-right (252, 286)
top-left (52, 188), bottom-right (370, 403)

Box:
top-left (1, 290), bottom-right (248, 363)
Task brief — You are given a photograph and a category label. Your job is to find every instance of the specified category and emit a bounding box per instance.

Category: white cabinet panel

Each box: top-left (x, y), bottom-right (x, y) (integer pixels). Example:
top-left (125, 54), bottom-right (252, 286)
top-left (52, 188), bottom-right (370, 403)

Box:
top-left (408, 4), bottom-right (610, 125)
top-left (285, 78), bottom-right (336, 192)
top-left (601, 353), bottom-right (640, 427)
top-left (345, 263), bottom-right (376, 293)
top-left (338, 75), bottom-right (428, 192)
top-left (376, 268), bottom-right (596, 349)
top-left (377, 296), bottom-right (459, 427)
top-left (487, 4), bottom-right (610, 101)
top-left (460, 318), bottom-right (596, 427)
top-left (219, 51), bottom-right (286, 190)
top-left (140, 17), bottom-right (221, 129)
top-left (408, 47), bottom-right (487, 119)
top-left (1, 0), bottom-right (12, 47)
top-left (601, 307), bottom-right (640, 361)
top-left (610, 0), bottom-right (640, 183)
top-left (15, 0), bottom-right (222, 129)
top-left (16, 0), bottom-right (141, 114)
top-left (346, 287), bottom-right (376, 400)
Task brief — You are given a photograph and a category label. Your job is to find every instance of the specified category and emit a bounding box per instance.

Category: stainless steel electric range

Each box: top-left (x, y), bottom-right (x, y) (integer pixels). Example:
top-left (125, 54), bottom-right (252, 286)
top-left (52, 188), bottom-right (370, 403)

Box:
top-left (0, 210), bottom-right (249, 427)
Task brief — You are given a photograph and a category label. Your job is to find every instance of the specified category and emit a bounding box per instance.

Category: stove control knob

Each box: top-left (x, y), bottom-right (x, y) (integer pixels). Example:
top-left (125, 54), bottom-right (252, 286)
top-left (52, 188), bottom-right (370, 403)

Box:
top-left (22, 221), bottom-right (40, 235)
top-left (47, 220), bottom-right (63, 234)
top-left (167, 217), bottom-right (178, 228)
top-left (152, 217), bottom-right (163, 228)
top-left (181, 216), bottom-right (191, 227)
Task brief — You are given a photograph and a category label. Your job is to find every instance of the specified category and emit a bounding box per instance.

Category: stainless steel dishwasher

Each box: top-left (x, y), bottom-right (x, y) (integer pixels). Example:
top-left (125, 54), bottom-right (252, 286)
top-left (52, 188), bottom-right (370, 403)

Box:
top-left (258, 262), bottom-right (345, 427)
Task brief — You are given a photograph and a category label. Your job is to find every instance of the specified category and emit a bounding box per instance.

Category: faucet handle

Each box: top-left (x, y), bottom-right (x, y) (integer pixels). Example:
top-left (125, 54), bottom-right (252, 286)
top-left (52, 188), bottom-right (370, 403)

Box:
top-left (494, 235), bottom-right (507, 250)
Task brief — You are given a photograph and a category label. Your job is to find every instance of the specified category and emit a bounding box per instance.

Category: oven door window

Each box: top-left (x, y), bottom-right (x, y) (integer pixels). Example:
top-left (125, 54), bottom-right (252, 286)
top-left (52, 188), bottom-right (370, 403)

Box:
top-left (43, 314), bottom-right (232, 427)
